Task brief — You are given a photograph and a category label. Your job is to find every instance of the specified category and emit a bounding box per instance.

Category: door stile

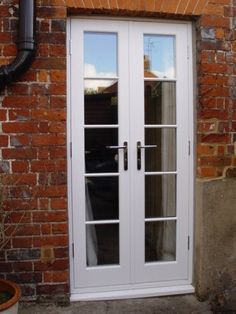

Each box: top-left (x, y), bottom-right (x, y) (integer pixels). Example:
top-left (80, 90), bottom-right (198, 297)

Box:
top-left (71, 19), bottom-right (131, 288)
top-left (70, 21), bottom-right (86, 287)
top-left (129, 23), bottom-right (145, 283)
top-left (130, 22), bottom-right (190, 282)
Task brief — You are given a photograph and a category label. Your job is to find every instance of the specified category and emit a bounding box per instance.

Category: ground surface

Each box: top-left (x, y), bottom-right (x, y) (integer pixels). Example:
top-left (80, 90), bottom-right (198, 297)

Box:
top-left (19, 295), bottom-right (214, 314)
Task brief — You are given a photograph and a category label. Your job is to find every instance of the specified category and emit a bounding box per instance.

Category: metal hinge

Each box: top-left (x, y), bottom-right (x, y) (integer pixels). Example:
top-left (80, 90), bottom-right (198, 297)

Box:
top-left (187, 45), bottom-right (190, 59)
top-left (72, 243), bottom-right (74, 258)
top-left (188, 141), bottom-right (191, 156)
top-left (188, 236), bottom-right (190, 250)
top-left (69, 39), bottom-right (72, 55)
top-left (70, 142), bottom-right (72, 158)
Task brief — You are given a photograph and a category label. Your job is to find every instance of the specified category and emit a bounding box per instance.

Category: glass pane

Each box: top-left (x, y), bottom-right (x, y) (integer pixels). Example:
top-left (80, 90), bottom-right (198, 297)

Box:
top-left (145, 128), bottom-right (176, 172)
top-left (145, 81), bottom-right (176, 125)
top-left (85, 128), bottom-right (118, 173)
top-left (86, 224), bottom-right (119, 266)
top-left (84, 80), bottom-right (118, 125)
top-left (84, 32), bottom-right (117, 77)
top-left (145, 221), bottom-right (176, 262)
top-left (145, 175), bottom-right (176, 218)
top-left (85, 177), bottom-right (119, 221)
top-left (144, 35), bottom-right (175, 79)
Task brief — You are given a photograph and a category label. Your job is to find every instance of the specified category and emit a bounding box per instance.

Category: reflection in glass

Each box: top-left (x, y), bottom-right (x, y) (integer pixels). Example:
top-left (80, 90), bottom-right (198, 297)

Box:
top-left (84, 80), bottom-right (118, 125)
top-left (144, 35), bottom-right (175, 78)
top-left (86, 224), bottom-right (119, 266)
top-left (145, 128), bottom-right (176, 172)
top-left (145, 221), bottom-right (176, 262)
top-left (85, 128), bottom-right (118, 173)
top-left (85, 176), bottom-right (119, 221)
top-left (145, 175), bottom-right (176, 218)
top-left (145, 81), bottom-right (176, 125)
top-left (84, 32), bottom-right (117, 77)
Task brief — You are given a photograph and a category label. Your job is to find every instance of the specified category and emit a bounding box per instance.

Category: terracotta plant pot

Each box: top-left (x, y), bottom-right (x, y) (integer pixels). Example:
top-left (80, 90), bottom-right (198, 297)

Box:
top-left (0, 279), bottom-right (21, 314)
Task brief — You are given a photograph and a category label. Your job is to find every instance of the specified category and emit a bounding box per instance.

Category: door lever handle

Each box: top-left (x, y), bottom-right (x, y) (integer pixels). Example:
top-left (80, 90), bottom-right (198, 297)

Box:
top-left (137, 141), bottom-right (157, 170)
top-left (106, 142), bottom-right (128, 171)
top-left (106, 145), bottom-right (127, 150)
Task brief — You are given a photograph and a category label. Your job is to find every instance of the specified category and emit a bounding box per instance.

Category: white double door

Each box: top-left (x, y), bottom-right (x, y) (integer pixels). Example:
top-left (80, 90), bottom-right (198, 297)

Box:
top-left (69, 19), bottom-right (192, 291)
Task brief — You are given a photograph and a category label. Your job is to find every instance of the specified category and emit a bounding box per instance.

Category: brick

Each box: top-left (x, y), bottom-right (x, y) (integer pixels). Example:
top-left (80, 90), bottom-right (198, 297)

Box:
top-left (31, 109), bottom-right (66, 121)
top-left (32, 211), bottom-right (67, 223)
top-left (3, 122), bottom-right (39, 133)
top-left (9, 109), bottom-right (30, 121)
top-left (33, 235), bottom-right (68, 247)
top-left (34, 259), bottom-right (68, 271)
top-left (36, 283), bottom-right (69, 295)
top-left (201, 134), bottom-right (230, 143)
top-left (197, 144), bottom-right (215, 155)
top-left (0, 135), bottom-right (8, 147)
top-left (12, 161), bottom-right (29, 173)
top-left (51, 199), bottom-right (67, 210)
top-left (201, 15), bottom-right (230, 28)
top-left (0, 262), bottom-right (12, 272)
top-left (12, 262), bottom-right (33, 272)
top-left (204, 4), bottom-right (225, 15)
top-left (44, 271), bottom-right (68, 283)
top-left (7, 249), bottom-right (40, 261)
top-left (3, 96), bottom-right (37, 108)
top-left (198, 167), bottom-right (218, 177)
top-left (6, 272), bottom-right (42, 284)
top-left (31, 160), bottom-right (66, 172)
top-left (199, 156), bottom-right (231, 167)
top-left (52, 223), bottom-right (68, 234)
top-left (32, 135), bottom-right (66, 146)
top-left (2, 148), bottom-right (37, 159)
top-left (0, 161), bottom-right (10, 173)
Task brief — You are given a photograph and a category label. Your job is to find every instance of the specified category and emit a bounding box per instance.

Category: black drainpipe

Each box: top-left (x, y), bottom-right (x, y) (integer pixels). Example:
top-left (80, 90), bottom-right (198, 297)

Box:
top-left (0, 0), bottom-right (36, 91)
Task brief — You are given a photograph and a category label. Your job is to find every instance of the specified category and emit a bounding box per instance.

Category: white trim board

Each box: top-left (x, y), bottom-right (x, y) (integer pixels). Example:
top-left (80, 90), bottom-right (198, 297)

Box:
top-left (71, 285), bottom-right (195, 301)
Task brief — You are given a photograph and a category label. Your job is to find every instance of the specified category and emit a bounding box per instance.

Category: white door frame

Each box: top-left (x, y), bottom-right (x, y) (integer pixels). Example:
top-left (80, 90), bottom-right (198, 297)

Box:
top-left (67, 17), bottom-right (194, 301)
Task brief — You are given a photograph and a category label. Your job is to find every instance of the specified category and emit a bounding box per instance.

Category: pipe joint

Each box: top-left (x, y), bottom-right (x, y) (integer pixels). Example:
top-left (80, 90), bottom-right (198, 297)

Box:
top-left (0, 0), bottom-right (36, 90)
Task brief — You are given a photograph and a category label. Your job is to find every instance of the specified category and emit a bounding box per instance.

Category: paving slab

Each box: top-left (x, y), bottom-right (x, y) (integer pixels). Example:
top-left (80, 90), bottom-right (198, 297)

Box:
top-left (19, 295), bottom-right (213, 314)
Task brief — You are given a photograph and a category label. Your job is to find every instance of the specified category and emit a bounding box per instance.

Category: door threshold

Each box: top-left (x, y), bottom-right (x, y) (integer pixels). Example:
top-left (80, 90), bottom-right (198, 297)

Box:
top-left (70, 285), bottom-right (195, 301)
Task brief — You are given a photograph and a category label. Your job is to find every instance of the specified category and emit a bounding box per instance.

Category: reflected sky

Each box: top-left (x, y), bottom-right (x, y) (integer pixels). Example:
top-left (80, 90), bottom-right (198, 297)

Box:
top-left (84, 32), bottom-right (117, 77)
top-left (144, 35), bottom-right (175, 78)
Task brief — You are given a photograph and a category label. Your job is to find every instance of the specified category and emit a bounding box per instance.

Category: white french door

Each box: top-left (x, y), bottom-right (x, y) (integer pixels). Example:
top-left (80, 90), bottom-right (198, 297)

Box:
top-left (68, 18), bottom-right (193, 297)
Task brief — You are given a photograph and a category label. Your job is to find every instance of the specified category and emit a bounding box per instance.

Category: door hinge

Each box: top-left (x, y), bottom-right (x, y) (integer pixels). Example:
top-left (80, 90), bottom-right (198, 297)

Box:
top-left (188, 141), bottom-right (191, 156)
top-left (188, 236), bottom-right (190, 250)
top-left (69, 39), bottom-right (72, 55)
top-left (187, 45), bottom-right (190, 60)
top-left (70, 142), bottom-right (72, 158)
top-left (72, 243), bottom-right (74, 258)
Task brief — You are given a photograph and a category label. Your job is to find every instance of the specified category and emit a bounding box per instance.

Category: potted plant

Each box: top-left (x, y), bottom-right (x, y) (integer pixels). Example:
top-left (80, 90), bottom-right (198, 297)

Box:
top-left (0, 279), bottom-right (21, 314)
top-left (0, 175), bottom-right (22, 314)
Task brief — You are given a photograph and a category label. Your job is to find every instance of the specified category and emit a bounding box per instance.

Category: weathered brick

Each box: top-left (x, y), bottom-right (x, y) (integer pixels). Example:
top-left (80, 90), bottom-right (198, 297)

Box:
top-left (7, 249), bottom-right (40, 261)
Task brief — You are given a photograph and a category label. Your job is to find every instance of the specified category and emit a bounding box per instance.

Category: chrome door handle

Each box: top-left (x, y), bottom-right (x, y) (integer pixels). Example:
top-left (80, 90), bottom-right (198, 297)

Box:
top-left (106, 145), bottom-right (127, 150)
top-left (137, 141), bottom-right (157, 170)
top-left (106, 141), bottom-right (128, 171)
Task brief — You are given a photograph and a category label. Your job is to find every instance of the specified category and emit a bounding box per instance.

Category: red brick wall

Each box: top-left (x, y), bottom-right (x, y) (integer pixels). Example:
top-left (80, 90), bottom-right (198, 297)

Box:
top-left (0, 0), bottom-right (235, 300)
top-left (0, 0), bottom-right (68, 300)
top-left (197, 0), bottom-right (236, 177)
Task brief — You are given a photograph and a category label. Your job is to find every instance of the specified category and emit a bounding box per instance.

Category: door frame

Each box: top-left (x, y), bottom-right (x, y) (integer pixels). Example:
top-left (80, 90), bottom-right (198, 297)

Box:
top-left (67, 17), bottom-right (195, 301)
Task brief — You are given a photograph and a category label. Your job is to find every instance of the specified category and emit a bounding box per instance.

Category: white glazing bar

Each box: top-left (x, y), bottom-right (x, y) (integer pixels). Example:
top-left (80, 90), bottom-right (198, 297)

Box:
top-left (145, 217), bottom-right (177, 222)
top-left (144, 171), bottom-right (177, 176)
top-left (85, 173), bottom-right (119, 177)
top-left (85, 220), bottom-right (120, 225)
top-left (144, 125), bottom-right (177, 128)
top-left (144, 77), bottom-right (176, 82)
top-left (84, 125), bottom-right (119, 128)
top-left (86, 265), bottom-right (121, 270)
top-left (84, 76), bottom-right (119, 80)
top-left (144, 261), bottom-right (177, 266)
